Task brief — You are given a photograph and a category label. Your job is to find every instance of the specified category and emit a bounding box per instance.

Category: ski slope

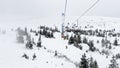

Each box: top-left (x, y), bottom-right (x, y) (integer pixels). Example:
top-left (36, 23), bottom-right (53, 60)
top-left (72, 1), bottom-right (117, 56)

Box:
top-left (0, 16), bottom-right (120, 68)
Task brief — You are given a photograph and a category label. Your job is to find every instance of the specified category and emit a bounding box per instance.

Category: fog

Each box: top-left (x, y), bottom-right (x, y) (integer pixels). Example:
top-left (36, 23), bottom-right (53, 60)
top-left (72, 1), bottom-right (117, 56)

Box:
top-left (0, 0), bottom-right (120, 24)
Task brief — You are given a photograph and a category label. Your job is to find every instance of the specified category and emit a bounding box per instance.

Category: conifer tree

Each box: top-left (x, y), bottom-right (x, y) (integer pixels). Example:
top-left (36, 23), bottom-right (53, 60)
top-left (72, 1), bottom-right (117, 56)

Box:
top-left (68, 35), bottom-right (74, 44)
top-left (83, 37), bottom-right (88, 44)
top-left (89, 57), bottom-right (99, 68)
top-left (78, 34), bottom-right (82, 43)
top-left (79, 53), bottom-right (88, 68)
top-left (88, 41), bottom-right (95, 52)
top-left (94, 60), bottom-right (99, 68)
top-left (114, 38), bottom-right (118, 46)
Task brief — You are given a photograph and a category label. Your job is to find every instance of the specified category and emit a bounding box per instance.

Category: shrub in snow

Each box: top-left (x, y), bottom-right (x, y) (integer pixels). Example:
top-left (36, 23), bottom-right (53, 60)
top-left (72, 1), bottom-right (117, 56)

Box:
top-left (83, 37), bottom-right (88, 44)
top-left (97, 40), bottom-right (99, 43)
top-left (109, 45), bottom-right (112, 49)
top-left (26, 35), bottom-right (31, 42)
top-left (79, 45), bottom-right (83, 50)
top-left (74, 34), bottom-right (82, 44)
top-left (101, 38), bottom-right (110, 48)
top-left (37, 40), bottom-right (42, 48)
top-left (90, 47), bottom-right (96, 52)
top-left (50, 32), bottom-right (54, 38)
top-left (109, 55), bottom-right (119, 68)
top-left (16, 27), bottom-right (28, 36)
top-left (43, 29), bottom-right (47, 36)
top-left (35, 33), bottom-right (38, 36)
top-left (16, 35), bottom-right (24, 43)
top-left (32, 53), bottom-right (36, 60)
top-left (54, 51), bottom-right (58, 56)
top-left (22, 53), bottom-right (29, 59)
top-left (101, 38), bottom-right (105, 47)
top-left (73, 35), bottom-right (83, 49)
top-left (101, 49), bottom-right (110, 56)
top-left (89, 57), bottom-right (94, 68)
top-left (93, 60), bottom-right (99, 68)
top-left (88, 40), bottom-right (96, 52)
top-left (44, 47), bottom-right (46, 50)
top-left (88, 41), bottom-right (94, 46)
top-left (16, 27), bottom-right (29, 43)
top-left (25, 41), bottom-right (33, 49)
top-left (99, 33), bottom-right (105, 37)
top-left (63, 32), bottom-right (69, 40)
top-left (74, 41), bottom-right (78, 47)
top-left (29, 42), bottom-right (33, 49)
top-left (115, 53), bottom-right (120, 59)
top-left (86, 50), bottom-right (88, 53)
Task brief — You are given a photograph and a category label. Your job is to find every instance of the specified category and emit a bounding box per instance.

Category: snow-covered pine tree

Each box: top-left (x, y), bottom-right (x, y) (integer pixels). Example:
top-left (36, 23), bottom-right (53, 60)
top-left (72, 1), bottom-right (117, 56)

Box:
top-left (32, 53), bottom-right (36, 60)
top-left (109, 44), bottom-right (112, 49)
top-left (78, 34), bottom-right (82, 43)
top-left (101, 38), bottom-right (105, 47)
top-left (94, 60), bottom-right (99, 68)
top-left (115, 53), bottom-right (120, 59)
top-left (114, 38), bottom-right (118, 46)
top-left (89, 57), bottom-right (99, 68)
top-left (89, 57), bottom-right (94, 68)
top-left (68, 35), bottom-right (74, 44)
top-left (79, 53), bottom-right (88, 68)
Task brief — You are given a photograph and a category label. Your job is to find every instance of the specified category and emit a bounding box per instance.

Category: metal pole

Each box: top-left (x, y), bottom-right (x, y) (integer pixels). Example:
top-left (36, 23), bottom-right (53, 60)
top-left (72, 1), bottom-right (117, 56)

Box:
top-left (62, 0), bottom-right (67, 35)
top-left (64, 0), bottom-right (67, 22)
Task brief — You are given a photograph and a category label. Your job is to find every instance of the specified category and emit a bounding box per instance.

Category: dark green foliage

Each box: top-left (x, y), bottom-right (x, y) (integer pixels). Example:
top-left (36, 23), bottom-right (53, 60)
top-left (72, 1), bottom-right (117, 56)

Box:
top-left (54, 51), bottom-right (57, 56)
top-left (114, 38), bottom-right (118, 46)
top-left (22, 53), bottom-right (29, 59)
top-left (109, 56), bottom-right (119, 68)
top-left (83, 37), bottom-right (88, 44)
top-left (97, 40), bottom-right (99, 43)
top-left (68, 35), bottom-right (74, 44)
top-left (89, 57), bottom-right (99, 68)
top-left (109, 44), bottom-right (112, 49)
top-left (115, 53), bottom-right (120, 59)
top-left (78, 34), bottom-right (82, 43)
top-left (89, 57), bottom-right (94, 68)
top-left (101, 38), bottom-right (105, 47)
top-left (94, 60), bottom-right (99, 68)
top-left (79, 45), bottom-right (83, 50)
top-left (88, 41), bottom-right (96, 52)
top-left (79, 53), bottom-right (88, 68)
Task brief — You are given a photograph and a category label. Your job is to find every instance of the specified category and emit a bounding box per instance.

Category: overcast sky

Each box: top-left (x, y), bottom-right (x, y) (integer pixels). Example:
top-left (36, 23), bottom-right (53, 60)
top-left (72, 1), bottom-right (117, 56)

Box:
top-left (0, 0), bottom-right (120, 22)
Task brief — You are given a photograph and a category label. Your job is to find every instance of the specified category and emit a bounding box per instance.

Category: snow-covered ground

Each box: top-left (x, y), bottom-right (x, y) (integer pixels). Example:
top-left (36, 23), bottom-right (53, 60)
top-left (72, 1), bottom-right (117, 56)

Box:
top-left (0, 16), bottom-right (120, 68)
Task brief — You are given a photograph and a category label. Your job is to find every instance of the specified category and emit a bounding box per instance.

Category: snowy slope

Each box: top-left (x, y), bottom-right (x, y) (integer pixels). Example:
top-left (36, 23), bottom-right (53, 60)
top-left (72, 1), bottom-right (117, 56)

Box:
top-left (0, 16), bottom-right (120, 68)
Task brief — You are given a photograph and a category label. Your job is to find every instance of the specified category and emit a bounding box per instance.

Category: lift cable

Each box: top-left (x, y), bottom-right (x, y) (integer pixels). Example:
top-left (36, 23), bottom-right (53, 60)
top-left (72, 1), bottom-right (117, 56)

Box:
top-left (71, 0), bottom-right (100, 24)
